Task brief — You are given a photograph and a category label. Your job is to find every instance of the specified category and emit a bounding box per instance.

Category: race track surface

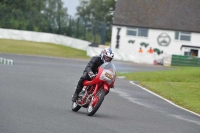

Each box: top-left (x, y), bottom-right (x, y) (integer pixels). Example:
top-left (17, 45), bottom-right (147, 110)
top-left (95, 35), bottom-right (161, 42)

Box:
top-left (0, 54), bottom-right (199, 133)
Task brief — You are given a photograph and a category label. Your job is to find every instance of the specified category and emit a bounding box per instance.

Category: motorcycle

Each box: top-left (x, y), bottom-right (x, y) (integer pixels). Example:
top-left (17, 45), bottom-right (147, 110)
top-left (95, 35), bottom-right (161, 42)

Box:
top-left (71, 62), bottom-right (116, 116)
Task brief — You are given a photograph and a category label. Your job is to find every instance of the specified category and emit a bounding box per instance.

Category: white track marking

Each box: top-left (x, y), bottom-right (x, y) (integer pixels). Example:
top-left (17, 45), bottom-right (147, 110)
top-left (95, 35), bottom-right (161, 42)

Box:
top-left (130, 81), bottom-right (200, 117)
top-left (112, 89), bottom-right (151, 108)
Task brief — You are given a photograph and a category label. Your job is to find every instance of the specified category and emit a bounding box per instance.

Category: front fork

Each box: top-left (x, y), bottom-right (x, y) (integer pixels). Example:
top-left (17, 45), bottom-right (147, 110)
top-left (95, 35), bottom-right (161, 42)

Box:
top-left (92, 84), bottom-right (99, 96)
top-left (91, 84), bottom-right (109, 107)
top-left (92, 83), bottom-right (109, 94)
top-left (91, 84), bottom-right (99, 107)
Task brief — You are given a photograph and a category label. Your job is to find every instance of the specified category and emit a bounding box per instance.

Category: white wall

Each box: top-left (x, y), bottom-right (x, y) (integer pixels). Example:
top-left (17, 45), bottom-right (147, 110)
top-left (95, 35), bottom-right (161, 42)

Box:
top-left (111, 25), bottom-right (200, 63)
top-left (0, 28), bottom-right (91, 51)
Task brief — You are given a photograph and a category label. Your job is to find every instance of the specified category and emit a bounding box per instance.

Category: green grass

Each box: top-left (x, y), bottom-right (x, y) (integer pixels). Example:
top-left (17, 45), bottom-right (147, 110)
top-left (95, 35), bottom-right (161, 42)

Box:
top-left (118, 67), bottom-right (200, 114)
top-left (0, 39), bottom-right (89, 59)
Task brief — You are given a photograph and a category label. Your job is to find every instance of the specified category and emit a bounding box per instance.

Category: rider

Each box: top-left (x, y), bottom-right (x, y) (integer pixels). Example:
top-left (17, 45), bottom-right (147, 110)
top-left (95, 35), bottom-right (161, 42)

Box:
top-left (72, 48), bottom-right (114, 102)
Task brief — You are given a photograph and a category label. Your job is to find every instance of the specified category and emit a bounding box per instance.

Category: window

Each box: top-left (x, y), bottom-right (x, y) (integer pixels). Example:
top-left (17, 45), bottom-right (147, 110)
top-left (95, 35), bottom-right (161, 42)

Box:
top-left (175, 31), bottom-right (191, 41)
top-left (127, 27), bottom-right (148, 37)
top-left (184, 51), bottom-right (190, 56)
top-left (190, 49), bottom-right (198, 56)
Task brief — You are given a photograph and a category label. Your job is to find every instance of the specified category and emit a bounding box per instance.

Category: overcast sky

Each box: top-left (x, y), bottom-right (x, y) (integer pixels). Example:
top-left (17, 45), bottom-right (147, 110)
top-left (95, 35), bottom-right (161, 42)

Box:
top-left (62, 0), bottom-right (79, 16)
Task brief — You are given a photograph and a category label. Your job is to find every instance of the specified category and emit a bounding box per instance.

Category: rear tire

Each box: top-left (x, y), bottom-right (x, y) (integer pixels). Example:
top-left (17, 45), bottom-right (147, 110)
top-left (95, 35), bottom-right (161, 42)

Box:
top-left (87, 88), bottom-right (105, 116)
top-left (71, 102), bottom-right (81, 112)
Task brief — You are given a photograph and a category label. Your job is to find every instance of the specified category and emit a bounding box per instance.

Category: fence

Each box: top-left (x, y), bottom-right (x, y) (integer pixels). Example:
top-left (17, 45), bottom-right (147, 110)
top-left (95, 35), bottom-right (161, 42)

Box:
top-left (0, 9), bottom-right (111, 45)
top-left (171, 55), bottom-right (200, 67)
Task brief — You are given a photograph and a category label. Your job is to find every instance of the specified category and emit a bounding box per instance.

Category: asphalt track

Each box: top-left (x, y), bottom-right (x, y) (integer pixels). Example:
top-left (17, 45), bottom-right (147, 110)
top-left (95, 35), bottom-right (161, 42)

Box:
top-left (0, 54), bottom-right (200, 133)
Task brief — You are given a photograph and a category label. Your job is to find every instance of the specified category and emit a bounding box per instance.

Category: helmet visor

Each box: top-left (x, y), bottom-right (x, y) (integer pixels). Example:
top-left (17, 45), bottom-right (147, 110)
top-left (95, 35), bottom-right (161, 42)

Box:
top-left (104, 56), bottom-right (112, 62)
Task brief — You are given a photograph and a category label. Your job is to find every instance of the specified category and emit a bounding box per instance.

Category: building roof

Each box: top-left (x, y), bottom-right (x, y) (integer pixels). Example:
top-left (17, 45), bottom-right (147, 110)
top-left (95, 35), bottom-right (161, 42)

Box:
top-left (181, 45), bottom-right (200, 50)
top-left (113, 0), bottom-right (200, 33)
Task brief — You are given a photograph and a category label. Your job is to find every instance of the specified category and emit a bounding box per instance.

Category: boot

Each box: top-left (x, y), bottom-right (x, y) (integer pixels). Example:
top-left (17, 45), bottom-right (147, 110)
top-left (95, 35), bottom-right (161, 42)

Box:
top-left (72, 91), bottom-right (78, 102)
top-left (71, 86), bottom-right (82, 102)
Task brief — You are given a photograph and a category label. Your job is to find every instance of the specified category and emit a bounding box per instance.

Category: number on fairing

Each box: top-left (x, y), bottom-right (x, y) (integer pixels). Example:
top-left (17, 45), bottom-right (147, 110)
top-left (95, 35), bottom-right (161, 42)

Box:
top-left (105, 72), bottom-right (113, 80)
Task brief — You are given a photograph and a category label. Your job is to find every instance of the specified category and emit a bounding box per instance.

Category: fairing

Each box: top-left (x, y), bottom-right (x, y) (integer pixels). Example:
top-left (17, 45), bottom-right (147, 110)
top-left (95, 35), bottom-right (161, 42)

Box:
top-left (83, 62), bottom-right (116, 86)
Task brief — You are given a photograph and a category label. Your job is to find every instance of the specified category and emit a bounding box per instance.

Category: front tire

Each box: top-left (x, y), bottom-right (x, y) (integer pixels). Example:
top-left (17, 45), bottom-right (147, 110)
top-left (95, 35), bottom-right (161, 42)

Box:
top-left (71, 102), bottom-right (81, 112)
top-left (87, 88), bottom-right (105, 116)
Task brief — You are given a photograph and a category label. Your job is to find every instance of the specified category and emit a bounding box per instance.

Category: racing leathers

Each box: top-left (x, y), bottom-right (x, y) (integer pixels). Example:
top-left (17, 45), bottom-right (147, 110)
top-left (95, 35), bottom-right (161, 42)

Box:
top-left (72, 55), bottom-right (104, 102)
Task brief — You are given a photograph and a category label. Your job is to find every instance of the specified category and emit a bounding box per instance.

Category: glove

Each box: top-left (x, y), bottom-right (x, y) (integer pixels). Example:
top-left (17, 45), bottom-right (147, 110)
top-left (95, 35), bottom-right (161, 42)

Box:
top-left (111, 85), bottom-right (115, 89)
top-left (88, 71), bottom-right (95, 79)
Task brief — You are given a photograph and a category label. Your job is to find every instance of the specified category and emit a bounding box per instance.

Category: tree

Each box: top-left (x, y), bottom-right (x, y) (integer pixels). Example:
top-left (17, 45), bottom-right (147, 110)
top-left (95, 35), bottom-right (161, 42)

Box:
top-left (76, 0), bottom-right (116, 43)
top-left (76, 0), bottom-right (115, 23)
top-left (0, 0), bottom-right (68, 33)
top-left (42, 0), bottom-right (68, 33)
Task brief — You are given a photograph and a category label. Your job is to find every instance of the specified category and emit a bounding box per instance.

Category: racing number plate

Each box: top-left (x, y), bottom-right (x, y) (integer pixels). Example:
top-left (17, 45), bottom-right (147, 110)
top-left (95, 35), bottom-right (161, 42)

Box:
top-left (105, 72), bottom-right (113, 80)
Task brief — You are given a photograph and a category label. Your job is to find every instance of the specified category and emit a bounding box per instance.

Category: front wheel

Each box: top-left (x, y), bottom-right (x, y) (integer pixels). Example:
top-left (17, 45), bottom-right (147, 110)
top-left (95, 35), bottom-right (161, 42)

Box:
top-left (87, 88), bottom-right (105, 116)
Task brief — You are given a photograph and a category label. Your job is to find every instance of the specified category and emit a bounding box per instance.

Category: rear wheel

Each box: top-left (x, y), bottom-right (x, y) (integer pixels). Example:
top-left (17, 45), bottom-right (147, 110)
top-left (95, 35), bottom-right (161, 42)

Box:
top-left (87, 88), bottom-right (105, 116)
top-left (71, 102), bottom-right (81, 112)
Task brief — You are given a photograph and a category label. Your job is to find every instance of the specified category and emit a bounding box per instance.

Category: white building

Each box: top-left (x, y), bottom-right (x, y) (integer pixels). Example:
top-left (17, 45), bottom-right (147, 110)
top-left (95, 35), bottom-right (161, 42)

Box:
top-left (111, 0), bottom-right (200, 64)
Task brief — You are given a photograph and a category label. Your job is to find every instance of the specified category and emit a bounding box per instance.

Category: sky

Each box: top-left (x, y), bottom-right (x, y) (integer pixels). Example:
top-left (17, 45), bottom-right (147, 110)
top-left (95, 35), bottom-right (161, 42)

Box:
top-left (62, 0), bottom-right (80, 16)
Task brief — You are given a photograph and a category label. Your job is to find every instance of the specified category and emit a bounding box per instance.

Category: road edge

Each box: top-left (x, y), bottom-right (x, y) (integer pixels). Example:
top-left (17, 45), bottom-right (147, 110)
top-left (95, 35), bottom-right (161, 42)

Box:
top-left (130, 81), bottom-right (200, 117)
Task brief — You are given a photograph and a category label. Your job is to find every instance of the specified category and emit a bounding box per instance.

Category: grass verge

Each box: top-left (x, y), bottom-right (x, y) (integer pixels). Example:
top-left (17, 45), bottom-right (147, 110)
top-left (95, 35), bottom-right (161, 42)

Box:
top-left (118, 67), bottom-right (200, 114)
top-left (0, 39), bottom-right (89, 59)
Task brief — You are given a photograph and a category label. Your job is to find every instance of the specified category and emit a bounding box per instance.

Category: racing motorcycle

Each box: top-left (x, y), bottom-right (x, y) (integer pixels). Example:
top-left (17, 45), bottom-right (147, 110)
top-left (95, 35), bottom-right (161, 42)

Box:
top-left (71, 62), bottom-right (116, 116)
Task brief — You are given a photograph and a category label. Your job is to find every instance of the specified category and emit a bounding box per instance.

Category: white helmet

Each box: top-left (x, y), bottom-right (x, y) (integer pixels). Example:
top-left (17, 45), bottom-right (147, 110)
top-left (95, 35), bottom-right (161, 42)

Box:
top-left (101, 48), bottom-right (114, 62)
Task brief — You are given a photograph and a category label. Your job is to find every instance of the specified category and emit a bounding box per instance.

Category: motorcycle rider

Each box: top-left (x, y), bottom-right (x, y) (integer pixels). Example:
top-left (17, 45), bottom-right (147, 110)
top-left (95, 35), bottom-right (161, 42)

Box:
top-left (72, 48), bottom-right (114, 102)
